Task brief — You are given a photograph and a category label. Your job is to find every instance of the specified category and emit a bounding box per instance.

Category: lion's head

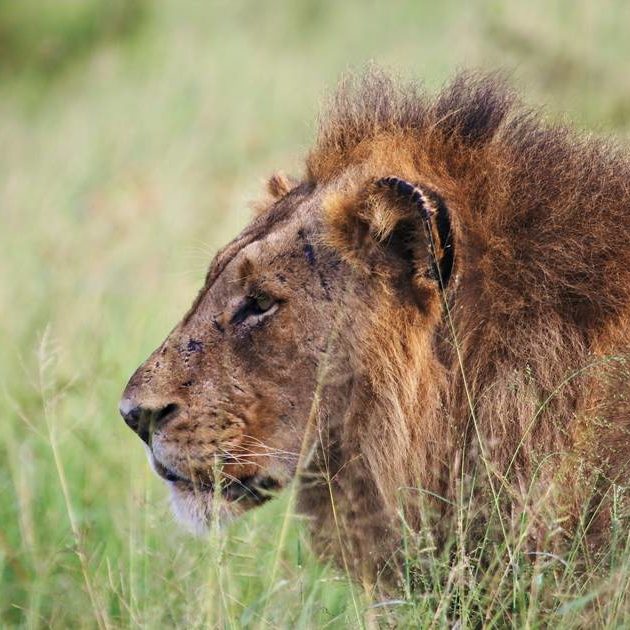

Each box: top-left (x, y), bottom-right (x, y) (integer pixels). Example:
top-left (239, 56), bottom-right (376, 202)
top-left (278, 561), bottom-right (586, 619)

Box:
top-left (120, 176), bottom-right (345, 529)
top-left (120, 149), bottom-right (453, 529)
top-left (121, 72), bottom-right (630, 579)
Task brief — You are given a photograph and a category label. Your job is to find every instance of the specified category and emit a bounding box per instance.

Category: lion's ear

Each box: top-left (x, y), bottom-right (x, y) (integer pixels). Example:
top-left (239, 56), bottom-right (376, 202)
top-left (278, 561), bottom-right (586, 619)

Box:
top-left (325, 177), bottom-right (455, 288)
top-left (251, 171), bottom-right (297, 218)
top-left (266, 171), bottom-right (294, 199)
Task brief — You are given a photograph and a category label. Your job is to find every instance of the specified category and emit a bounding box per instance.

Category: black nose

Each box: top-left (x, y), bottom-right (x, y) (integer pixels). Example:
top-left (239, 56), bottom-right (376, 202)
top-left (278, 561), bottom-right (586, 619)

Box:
top-left (119, 398), bottom-right (180, 445)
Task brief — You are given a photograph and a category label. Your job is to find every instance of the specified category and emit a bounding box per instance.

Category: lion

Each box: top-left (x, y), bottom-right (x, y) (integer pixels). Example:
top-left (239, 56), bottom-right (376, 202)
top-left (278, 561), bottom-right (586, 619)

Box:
top-left (120, 71), bottom-right (630, 585)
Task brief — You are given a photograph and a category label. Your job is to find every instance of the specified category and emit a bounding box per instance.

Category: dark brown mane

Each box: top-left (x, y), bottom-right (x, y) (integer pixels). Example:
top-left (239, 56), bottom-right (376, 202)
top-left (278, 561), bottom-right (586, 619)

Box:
top-left (308, 71), bottom-right (514, 181)
top-left (307, 72), bottom-right (630, 566)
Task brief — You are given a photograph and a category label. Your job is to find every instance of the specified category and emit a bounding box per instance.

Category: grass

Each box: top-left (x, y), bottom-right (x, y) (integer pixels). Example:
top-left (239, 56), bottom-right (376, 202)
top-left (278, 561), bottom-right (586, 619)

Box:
top-left (3, 0), bottom-right (630, 626)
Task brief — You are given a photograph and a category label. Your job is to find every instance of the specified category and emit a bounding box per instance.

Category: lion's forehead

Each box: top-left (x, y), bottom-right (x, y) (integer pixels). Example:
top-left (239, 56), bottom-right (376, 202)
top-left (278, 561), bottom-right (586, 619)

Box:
top-left (202, 198), bottom-right (324, 301)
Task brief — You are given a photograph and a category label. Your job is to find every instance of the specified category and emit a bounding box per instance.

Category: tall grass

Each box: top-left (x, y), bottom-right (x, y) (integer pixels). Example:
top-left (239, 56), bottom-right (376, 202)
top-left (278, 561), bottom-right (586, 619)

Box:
top-left (3, 0), bottom-right (630, 626)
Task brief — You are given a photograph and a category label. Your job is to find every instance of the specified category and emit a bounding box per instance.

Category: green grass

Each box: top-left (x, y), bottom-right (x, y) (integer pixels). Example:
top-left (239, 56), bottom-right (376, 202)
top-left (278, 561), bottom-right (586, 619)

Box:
top-left (3, 0), bottom-right (630, 626)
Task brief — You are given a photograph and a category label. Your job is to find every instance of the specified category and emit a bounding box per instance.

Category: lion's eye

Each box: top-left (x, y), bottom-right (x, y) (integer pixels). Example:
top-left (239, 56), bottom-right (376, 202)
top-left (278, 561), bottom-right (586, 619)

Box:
top-left (254, 292), bottom-right (274, 312)
top-left (230, 291), bottom-right (277, 326)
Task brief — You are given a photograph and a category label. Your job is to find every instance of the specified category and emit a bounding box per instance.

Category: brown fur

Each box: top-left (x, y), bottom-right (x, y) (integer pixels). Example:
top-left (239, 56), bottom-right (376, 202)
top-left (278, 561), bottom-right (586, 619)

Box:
top-left (121, 71), bottom-right (630, 586)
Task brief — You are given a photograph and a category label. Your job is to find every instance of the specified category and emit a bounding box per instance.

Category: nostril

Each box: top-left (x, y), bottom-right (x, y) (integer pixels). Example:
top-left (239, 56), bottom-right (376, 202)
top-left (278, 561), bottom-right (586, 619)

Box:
top-left (119, 399), bottom-right (180, 445)
top-left (119, 398), bottom-right (142, 431)
top-left (120, 403), bottom-right (151, 445)
top-left (155, 403), bottom-right (180, 429)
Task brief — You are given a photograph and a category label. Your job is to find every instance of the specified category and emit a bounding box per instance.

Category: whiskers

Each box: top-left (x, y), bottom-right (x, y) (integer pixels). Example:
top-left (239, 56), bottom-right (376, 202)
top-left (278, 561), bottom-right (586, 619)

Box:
top-left (215, 436), bottom-right (300, 467)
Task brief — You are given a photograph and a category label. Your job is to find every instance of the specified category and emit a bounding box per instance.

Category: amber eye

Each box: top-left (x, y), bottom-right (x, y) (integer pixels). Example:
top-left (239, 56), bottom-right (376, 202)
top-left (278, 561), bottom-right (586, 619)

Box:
top-left (254, 292), bottom-right (274, 312)
top-left (230, 292), bottom-right (277, 326)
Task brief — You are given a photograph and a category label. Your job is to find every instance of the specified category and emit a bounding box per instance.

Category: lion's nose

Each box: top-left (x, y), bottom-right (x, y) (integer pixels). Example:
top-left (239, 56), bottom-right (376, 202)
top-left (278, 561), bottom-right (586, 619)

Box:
top-left (119, 398), bottom-right (180, 445)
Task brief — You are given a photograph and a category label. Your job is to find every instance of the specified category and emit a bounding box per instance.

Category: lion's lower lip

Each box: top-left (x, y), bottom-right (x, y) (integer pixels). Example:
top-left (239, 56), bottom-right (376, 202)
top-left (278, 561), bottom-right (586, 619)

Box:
top-left (152, 457), bottom-right (194, 485)
top-left (152, 457), bottom-right (279, 503)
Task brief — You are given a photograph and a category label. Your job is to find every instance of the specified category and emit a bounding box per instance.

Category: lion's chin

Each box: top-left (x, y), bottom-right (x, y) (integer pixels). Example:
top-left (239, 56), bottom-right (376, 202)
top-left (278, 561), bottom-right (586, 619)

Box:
top-left (144, 447), bottom-right (285, 534)
top-left (168, 483), bottom-right (241, 536)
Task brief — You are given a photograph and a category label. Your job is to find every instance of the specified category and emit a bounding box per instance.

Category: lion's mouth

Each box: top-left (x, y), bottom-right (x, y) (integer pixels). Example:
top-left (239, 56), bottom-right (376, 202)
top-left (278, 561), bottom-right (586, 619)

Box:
top-left (151, 457), bottom-right (280, 505)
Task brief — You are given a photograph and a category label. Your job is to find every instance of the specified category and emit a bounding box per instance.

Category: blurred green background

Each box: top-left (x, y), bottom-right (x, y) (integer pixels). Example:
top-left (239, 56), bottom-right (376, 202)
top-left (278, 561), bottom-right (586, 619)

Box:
top-left (2, 1), bottom-right (630, 627)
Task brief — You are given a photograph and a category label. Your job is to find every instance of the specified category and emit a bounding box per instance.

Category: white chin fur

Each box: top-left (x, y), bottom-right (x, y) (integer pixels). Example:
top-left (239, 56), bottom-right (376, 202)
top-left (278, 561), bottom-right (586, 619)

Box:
top-left (168, 484), bottom-right (235, 536)
top-left (142, 444), bottom-right (239, 535)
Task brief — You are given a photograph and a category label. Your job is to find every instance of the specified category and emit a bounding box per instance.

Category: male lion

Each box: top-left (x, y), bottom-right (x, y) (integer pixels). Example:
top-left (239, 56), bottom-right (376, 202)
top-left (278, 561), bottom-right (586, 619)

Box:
top-left (120, 72), bottom-right (630, 584)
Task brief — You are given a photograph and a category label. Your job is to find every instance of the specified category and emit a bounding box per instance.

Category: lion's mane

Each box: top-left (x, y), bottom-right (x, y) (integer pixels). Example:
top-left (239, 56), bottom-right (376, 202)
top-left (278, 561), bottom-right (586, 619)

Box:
top-left (299, 72), bottom-right (630, 579)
